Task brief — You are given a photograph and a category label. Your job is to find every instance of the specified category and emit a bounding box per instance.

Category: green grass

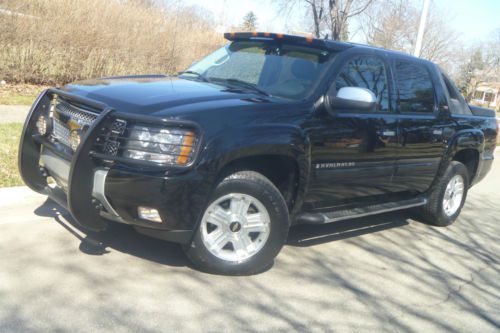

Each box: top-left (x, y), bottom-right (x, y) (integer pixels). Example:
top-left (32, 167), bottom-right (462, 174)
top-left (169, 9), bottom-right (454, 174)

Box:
top-left (0, 123), bottom-right (24, 187)
top-left (0, 84), bottom-right (47, 105)
top-left (0, 94), bottom-right (36, 105)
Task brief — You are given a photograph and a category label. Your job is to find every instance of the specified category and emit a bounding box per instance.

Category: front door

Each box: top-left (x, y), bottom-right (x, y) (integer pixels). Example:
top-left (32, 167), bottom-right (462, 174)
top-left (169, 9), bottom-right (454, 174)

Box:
top-left (305, 55), bottom-right (399, 210)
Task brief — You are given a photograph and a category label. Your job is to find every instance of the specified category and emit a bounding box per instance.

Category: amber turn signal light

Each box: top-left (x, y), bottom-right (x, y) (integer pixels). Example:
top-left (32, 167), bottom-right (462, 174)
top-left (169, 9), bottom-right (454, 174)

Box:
top-left (177, 132), bottom-right (195, 165)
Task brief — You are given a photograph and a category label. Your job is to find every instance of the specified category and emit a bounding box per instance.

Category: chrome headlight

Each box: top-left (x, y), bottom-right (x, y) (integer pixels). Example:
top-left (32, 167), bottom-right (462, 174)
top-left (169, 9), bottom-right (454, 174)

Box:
top-left (123, 125), bottom-right (196, 166)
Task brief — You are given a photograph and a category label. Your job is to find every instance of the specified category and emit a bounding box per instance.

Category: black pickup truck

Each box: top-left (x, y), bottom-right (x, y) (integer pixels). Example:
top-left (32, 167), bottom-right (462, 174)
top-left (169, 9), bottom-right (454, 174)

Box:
top-left (19, 32), bottom-right (497, 275)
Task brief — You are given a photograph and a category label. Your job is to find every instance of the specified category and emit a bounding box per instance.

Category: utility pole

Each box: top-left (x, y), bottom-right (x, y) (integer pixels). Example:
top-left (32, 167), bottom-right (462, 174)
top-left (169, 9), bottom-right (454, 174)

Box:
top-left (414, 0), bottom-right (430, 57)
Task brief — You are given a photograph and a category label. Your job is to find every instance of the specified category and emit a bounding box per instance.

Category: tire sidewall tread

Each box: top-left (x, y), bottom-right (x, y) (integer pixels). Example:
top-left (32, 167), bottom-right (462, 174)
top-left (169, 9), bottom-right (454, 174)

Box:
top-left (420, 161), bottom-right (469, 226)
top-left (184, 171), bottom-right (289, 275)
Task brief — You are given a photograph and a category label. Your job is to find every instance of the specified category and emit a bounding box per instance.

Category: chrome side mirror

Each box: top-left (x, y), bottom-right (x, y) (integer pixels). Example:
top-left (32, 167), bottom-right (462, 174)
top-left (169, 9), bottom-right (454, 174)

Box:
top-left (328, 87), bottom-right (377, 112)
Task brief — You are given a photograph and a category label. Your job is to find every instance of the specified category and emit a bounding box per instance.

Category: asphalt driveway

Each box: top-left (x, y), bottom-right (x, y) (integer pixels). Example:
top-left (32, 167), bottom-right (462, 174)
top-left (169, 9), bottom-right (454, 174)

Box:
top-left (0, 158), bottom-right (499, 332)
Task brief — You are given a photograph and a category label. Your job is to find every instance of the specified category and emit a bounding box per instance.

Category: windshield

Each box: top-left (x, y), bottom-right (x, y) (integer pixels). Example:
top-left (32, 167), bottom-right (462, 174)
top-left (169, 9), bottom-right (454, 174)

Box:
top-left (182, 41), bottom-right (337, 100)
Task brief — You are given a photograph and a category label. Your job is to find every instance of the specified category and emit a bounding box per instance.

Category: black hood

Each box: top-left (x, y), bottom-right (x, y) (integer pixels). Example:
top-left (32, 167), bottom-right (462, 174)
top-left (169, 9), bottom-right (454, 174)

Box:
top-left (62, 75), bottom-right (289, 118)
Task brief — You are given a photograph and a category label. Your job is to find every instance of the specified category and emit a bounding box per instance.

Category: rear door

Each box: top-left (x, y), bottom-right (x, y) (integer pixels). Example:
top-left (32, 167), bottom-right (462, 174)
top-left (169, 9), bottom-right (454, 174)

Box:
top-left (392, 59), bottom-right (444, 194)
top-left (305, 54), bottom-right (399, 210)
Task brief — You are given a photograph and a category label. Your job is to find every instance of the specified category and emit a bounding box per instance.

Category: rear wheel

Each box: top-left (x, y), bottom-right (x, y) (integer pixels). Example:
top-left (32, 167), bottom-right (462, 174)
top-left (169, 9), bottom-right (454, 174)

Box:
top-left (184, 171), bottom-right (290, 275)
top-left (419, 161), bottom-right (469, 226)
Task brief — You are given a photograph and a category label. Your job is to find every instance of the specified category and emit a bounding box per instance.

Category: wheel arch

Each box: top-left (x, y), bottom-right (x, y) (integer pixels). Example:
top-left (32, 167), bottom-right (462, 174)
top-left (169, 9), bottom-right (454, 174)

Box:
top-left (443, 129), bottom-right (484, 185)
top-left (217, 154), bottom-right (301, 211)
top-left (451, 149), bottom-right (480, 184)
top-left (199, 124), bottom-right (311, 216)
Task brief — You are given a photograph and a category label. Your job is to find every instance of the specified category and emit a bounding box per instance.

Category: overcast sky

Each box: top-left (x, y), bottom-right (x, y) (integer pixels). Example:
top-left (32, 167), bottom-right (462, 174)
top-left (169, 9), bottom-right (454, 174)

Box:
top-left (183, 0), bottom-right (500, 44)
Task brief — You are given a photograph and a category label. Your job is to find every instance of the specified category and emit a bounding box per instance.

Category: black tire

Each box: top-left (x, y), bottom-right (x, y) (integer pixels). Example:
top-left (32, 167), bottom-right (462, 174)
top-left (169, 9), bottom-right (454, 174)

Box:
top-left (418, 161), bottom-right (469, 226)
top-left (184, 171), bottom-right (290, 275)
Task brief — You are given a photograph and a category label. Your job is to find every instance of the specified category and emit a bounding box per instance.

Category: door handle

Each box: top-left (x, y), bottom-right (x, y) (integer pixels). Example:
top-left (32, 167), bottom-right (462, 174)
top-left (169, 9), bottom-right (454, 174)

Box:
top-left (379, 130), bottom-right (396, 137)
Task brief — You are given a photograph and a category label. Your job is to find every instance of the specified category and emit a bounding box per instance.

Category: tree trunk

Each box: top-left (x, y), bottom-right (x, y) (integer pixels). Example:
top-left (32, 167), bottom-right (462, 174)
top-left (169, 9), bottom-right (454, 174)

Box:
top-left (310, 1), bottom-right (322, 38)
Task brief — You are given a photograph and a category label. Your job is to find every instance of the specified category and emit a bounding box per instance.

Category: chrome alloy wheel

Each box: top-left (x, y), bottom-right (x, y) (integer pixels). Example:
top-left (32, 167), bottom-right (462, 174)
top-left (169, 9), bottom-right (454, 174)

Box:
top-left (200, 193), bottom-right (271, 262)
top-left (443, 174), bottom-right (465, 216)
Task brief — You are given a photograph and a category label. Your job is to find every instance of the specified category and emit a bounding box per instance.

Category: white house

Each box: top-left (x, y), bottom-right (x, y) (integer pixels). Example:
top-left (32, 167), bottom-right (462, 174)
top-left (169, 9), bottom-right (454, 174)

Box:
top-left (471, 82), bottom-right (500, 111)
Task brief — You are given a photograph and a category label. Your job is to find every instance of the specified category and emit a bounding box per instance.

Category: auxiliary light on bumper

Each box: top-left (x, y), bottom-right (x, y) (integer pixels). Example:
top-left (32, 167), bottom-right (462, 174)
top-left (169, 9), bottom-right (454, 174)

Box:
top-left (36, 115), bottom-right (48, 135)
top-left (138, 206), bottom-right (163, 223)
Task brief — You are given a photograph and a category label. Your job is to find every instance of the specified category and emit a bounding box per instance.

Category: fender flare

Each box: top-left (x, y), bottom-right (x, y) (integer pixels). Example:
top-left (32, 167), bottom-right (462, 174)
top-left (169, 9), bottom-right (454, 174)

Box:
top-left (430, 129), bottom-right (485, 189)
top-left (197, 123), bottom-right (311, 215)
top-left (443, 129), bottom-right (484, 162)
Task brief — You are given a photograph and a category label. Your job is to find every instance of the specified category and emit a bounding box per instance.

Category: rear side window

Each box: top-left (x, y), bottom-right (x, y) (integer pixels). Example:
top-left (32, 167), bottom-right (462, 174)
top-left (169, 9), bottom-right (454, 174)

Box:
top-left (441, 71), bottom-right (472, 115)
top-left (442, 73), bottom-right (460, 100)
top-left (395, 61), bottom-right (435, 113)
top-left (335, 56), bottom-right (390, 112)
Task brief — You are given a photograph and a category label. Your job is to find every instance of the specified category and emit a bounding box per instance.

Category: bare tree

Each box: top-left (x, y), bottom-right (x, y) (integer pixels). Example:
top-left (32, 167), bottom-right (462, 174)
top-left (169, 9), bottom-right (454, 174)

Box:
top-left (362, 0), bottom-right (459, 66)
top-left (362, 0), bottom-right (413, 50)
top-left (455, 30), bottom-right (500, 99)
top-left (275, 0), bottom-right (375, 41)
top-left (456, 48), bottom-right (485, 98)
top-left (483, 28), bottom-right (500, 75)
top-left (325, 0), bottom-right (375, 40)
top-left (240, 11), bottom-right (258, 32)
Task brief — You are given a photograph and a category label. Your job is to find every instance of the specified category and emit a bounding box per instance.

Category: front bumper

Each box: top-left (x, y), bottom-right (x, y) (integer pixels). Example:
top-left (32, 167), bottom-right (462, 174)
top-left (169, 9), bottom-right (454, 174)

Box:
top-left (19, 89), bottom-right (210, 244)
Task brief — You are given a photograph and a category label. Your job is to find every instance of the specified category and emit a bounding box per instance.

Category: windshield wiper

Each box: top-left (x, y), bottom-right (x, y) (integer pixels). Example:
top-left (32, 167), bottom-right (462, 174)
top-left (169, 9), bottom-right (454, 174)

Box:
top-left (215, 78), bottom-right (270, 97)
top-left (178, 70), bottom-right (210, 82)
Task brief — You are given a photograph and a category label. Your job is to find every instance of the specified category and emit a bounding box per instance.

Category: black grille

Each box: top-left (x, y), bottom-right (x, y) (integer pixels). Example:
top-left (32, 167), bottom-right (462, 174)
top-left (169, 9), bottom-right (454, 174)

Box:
top-left (111, 119), bottom-right (127, 135)
top-left (55, 100), bottom-right (98, 126)
top-left (95, 119), bottom-right (127, 157)
top-left (103, 140), bottom-right (120, 156)
top-left (50, 99), bottom-right (98, 151)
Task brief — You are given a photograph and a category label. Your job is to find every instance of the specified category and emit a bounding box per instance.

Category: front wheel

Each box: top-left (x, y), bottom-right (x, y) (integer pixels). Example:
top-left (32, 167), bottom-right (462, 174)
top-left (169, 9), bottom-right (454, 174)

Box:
top-left (418, 161), bottom-right (469, 226)
top-left (184, 171), bottom-right (290, 275)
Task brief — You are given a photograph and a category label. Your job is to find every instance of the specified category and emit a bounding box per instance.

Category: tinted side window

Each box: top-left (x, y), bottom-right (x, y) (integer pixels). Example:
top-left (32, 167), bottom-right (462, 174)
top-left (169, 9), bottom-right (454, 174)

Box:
top-left (441, 72), bottom-right (472, 115)
top-left (395, 61), bottom-right (435, 113)
top-left (335, 56), bottom-right (390, 112)
top-left (442, 73), bottom-right (460, 100)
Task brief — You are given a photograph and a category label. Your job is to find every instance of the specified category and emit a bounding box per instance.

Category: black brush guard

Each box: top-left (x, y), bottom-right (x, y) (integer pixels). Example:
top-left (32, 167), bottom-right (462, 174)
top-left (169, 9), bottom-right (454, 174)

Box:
top-left (19, 88), bottom-right (201, 232)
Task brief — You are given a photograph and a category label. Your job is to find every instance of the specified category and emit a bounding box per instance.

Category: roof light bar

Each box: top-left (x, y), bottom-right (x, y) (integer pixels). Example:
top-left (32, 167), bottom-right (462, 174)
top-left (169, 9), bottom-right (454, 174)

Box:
top-left (223, 32), bottom-right (352, 51)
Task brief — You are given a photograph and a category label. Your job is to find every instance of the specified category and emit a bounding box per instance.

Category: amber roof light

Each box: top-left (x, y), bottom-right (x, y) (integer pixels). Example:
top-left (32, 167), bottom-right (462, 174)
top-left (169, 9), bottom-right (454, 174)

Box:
top-left (223, 32), bottom-right (352, 51)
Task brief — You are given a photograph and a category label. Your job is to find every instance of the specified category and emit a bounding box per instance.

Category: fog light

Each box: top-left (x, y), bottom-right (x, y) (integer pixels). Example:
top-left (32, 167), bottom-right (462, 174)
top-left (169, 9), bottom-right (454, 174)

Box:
top-left (138, 207), bottom-right (162, 223)
top-left (36, 115), bottom-right (47, 135)
top-left (69, 130), bottom-right (81, 151)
